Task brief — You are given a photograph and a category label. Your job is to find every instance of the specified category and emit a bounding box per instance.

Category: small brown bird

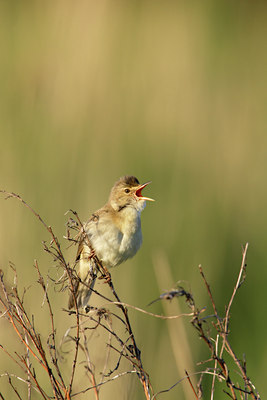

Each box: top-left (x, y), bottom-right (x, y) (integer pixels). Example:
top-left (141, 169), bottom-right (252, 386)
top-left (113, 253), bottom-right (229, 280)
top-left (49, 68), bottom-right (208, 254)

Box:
top-left (68, 175), bottom-right (154, 310)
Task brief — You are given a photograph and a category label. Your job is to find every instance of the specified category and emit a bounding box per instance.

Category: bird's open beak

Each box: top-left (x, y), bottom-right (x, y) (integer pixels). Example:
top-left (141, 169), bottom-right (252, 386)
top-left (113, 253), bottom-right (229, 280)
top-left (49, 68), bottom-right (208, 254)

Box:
top-left (135, 181), bottom-right (155, 202)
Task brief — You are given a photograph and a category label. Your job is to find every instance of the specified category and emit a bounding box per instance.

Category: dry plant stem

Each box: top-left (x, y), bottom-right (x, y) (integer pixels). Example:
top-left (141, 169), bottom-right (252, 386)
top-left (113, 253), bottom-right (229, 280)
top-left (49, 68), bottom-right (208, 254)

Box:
top-left (152, 370), bottom-right (224, 399)
top-left (84, 270), bottom-right (153, 399)
top-left (221, 243), bottom-right (249, 357)
top-left (111, 301), bottom-right (194, 320)
top-left (223, 340), bottom-right (258, 399)
top-left (69, 210), bottom-right (154, 400)
top-left (2, 192), bottom-right (258, 399)
top-left (0, 276), bottom-right (65, 399)
top-left (34, 260), bottom-right (66, 390)
top-left (153, 251), bottom-right (196, 400)
top-left (0, 190), bottom-right (48, 231)
top-left (75, 310), bottom-right (130, 354)
top-left (99, 316), bottom-right (113, 385)
top-left (185, 370), bottom-right (198, 399)
top-left (196, 270), bottom-right (240, 399)
top-left (0, 346), bottom-right (31, 388)
top-left (16, 306), bottom-right (31, 400)
top-left (198, 265), bottom-right (222, 331)
top-left (16, 355), bottom-right (49, 400)
top-left (198, 245), bottom-right (260, 400)
top-left (71, 371), bottom-right (136, 397)
top-left (103, 277), bottom-right (152, 399)
top-left (80, 321), bottom-right (99, 400)
top-left (222, 244), bottom-right (259, 399)
top-left (211, 335), bottom-right (219, 400)
top-left (8, 376), bottom-right (22, 400)
top-left (0, 191), bottom-right (80, 397)
top-left (13, 280), bottom-right (65, 398)
top-left (1, 192), bottom-right (155, 399)
top-left (72, 268), bottom-right (154, 397)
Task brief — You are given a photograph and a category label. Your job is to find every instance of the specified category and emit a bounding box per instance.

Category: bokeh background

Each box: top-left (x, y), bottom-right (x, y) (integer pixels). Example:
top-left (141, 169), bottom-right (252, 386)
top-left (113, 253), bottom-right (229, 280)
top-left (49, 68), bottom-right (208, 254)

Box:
top-left (0, 1), bottom-right (266, 399)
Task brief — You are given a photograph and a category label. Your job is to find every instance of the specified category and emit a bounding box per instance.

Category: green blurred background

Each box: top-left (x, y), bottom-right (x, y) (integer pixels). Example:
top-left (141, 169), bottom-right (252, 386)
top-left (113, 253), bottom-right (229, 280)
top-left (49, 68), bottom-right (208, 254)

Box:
top-left (0, 1), bottom-right (266, 399)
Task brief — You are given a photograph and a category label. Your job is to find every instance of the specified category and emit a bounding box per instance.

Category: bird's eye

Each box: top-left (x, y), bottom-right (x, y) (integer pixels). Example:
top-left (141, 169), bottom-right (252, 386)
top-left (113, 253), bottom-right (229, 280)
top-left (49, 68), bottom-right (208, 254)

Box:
top-left (124, 188), bottom-right (130, 193)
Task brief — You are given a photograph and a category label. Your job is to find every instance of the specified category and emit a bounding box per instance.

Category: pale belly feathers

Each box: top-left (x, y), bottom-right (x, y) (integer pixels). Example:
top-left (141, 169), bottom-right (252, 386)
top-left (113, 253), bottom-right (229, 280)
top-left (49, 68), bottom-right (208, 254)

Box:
top-left (85, 207), bottom-right (143, 268)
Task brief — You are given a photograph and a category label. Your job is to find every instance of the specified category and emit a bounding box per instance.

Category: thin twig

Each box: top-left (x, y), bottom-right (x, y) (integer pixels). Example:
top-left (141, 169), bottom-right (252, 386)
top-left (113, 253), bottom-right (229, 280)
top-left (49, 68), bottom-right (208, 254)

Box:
top-left (221, 243), bottom-right (249, 356)
top-left (34, 260), bottom-right (66, 389)
top-left (152, 370), bottom-right (226, 399)
top-left (0, 191), bottom-right (80, 397)
top-left (0, 374), bottom-right (41, 394)
top-left (185, 370), bottom-right (198, 399)
top-left (198, 265), bottom-right (223, 332)
top-left (8, 376), bottom-right (23, 400)
top-left (111, 301), bottom-right (195, 320)
top-left (80, 321), bottom-right (99, 400)
top-left (71, 371), bottom-right (136, 397)
top-left (211, 335), bottom-right (219, 400)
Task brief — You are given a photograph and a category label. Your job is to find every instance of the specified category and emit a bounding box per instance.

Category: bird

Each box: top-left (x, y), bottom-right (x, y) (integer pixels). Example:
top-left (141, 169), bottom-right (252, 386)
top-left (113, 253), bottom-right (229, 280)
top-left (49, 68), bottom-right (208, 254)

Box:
top-left (68, 175), bottom-right (154, 311)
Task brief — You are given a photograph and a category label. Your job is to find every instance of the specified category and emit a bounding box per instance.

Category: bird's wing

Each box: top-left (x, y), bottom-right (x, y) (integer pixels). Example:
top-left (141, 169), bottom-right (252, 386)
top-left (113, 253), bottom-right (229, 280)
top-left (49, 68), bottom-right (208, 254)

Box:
top-left (68, 243), bottom-right (97, 309)
top-left (68, 206), bottom-right (112, 310)
top-left (68, 220), bottom-right (98, 310)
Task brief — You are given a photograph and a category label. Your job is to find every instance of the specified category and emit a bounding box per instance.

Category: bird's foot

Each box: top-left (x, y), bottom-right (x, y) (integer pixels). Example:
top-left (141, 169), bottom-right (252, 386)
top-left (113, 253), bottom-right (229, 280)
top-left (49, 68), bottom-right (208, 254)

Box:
top-left (87, 248), bottom-right (96, 260)
top-left (98, 265), bottom-right (111, 283)
top-left (104, 272), bottom-right (111, 284)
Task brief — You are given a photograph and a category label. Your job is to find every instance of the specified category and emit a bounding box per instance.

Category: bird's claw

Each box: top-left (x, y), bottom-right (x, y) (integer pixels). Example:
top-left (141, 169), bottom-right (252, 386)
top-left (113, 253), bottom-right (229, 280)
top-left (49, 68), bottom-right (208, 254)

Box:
top-left (98, 266), bottom-right (111, 283)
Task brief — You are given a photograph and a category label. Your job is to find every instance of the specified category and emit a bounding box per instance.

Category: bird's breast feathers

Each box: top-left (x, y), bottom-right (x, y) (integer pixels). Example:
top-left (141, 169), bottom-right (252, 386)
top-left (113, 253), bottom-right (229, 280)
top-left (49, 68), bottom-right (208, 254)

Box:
top-left (86, 206), bottom-right (142, 268)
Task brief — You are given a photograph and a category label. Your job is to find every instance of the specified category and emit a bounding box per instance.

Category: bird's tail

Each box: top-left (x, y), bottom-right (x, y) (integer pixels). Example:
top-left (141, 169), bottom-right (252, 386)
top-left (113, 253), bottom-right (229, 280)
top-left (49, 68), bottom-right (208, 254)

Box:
top-left (68, 273), bottom-right (97, 310)
top-left (68, 245), bottom-right (98, 310)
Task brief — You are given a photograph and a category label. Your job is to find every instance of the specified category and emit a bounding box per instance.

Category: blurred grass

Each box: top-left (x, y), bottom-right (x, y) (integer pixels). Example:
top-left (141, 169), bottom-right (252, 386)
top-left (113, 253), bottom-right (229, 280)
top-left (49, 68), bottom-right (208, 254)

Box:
top-left (0, 1), bottom-right (266, 398)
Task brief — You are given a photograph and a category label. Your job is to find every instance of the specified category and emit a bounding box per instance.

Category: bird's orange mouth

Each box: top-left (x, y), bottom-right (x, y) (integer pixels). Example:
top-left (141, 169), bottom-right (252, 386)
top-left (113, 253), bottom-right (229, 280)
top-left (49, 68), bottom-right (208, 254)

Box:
top-left (135, 182), bottom-right (154, 202)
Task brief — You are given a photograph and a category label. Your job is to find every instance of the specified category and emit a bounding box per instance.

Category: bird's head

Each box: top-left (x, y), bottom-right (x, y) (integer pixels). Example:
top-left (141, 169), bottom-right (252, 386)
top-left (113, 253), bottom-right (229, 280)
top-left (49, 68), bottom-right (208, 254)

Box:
top-left (109, 175), bottom-right (154, 212)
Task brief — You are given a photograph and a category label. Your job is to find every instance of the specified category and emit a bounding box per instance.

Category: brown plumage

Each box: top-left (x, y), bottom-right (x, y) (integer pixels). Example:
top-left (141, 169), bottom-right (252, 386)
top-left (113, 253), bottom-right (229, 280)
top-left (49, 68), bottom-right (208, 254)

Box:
top-left (68, 175), bottom-right (154, 310)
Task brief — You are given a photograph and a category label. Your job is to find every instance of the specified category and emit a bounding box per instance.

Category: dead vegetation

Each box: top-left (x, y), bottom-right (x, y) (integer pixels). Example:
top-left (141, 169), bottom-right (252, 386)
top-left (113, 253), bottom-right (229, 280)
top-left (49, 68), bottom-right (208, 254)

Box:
top-left (0, 191), bottom-right (261, 399)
